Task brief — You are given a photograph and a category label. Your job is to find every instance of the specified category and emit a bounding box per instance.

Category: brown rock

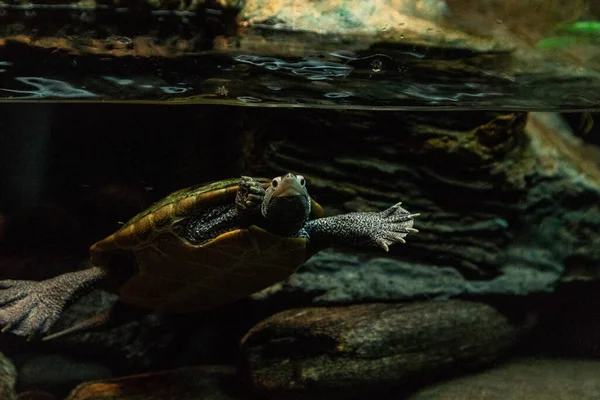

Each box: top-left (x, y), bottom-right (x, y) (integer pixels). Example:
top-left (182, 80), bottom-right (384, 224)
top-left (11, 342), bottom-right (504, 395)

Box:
top-left (240, 300), bottom-right (530, 399)
top-left (237, 0), bottom-right (507, 52)
top-left (65, 365), bottom-right (249, 400)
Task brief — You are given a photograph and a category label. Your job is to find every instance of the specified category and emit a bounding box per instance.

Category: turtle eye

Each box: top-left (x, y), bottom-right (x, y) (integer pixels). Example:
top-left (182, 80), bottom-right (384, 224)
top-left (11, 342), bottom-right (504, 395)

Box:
top-left (297, 175), bottom-right (306, 186)
top-left (272, 178), bottom-right (279, 188)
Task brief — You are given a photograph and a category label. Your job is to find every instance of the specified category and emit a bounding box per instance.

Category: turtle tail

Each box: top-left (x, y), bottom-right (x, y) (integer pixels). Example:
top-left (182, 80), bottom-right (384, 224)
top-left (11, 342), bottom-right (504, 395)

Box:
top-left (42, 309), bottom-right (112, 341)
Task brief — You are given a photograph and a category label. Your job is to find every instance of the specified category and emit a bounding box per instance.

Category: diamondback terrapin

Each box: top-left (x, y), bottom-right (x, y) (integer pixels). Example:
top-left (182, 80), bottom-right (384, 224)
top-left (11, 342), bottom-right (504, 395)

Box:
top-left (0, 173), bottom-right (418, 340)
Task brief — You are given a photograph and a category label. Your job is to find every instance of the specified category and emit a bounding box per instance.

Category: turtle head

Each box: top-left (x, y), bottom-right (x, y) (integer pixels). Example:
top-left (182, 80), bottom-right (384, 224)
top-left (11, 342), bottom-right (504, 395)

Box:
top-left (261, 173), bottom-right (312, 236)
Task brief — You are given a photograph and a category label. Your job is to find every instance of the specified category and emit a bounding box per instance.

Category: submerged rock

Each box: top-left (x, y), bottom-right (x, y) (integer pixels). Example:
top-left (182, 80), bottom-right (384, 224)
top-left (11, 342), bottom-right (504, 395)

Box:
top-left (243, 109), bottom-right (600, 306)
top-left (240, 300), bottom-right (530, 399)
top-left (405, 357), bottom-right (600, 400)
top-left (0, 352), bottom-right (17, 400)
top-left (65, 366), bottom-right (249, 400)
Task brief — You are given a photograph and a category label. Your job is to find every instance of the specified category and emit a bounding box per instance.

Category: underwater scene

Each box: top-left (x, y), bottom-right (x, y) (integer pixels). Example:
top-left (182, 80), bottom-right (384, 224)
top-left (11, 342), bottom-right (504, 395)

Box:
top-left (1, 0), bottom-right (600, 399)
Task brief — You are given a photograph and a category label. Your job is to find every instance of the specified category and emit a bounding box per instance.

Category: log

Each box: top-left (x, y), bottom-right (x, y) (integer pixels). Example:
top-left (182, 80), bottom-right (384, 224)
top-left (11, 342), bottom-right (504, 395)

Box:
top-left (240, 300), bottom-right (529, 399)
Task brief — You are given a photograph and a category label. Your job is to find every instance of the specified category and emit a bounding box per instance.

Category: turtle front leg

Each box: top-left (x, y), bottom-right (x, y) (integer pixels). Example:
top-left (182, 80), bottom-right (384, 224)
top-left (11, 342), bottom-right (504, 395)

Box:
top-left (235, 176), bottom-right (266, 217)
top-left (0, 266), bottom-right (106, 340)
top-left (303, 202), bottom-right (419, 251)
top-left (186, 177), bottom-right (266, 244)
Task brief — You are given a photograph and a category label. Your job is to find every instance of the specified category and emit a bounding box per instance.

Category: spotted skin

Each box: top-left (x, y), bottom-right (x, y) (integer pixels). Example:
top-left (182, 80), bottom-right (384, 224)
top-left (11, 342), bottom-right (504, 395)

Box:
top-left (0, 266), bottom-right (107, 339)
top-left (185, 176), bottom-right (266, 244)
top-left (302, 201), bottom-right (416, 252)
top-left (0, 174), bottom-right (418, 340)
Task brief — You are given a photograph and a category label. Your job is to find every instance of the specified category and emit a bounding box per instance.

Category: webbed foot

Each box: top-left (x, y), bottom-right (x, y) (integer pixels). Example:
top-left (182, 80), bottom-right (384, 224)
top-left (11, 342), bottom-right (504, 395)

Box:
top-left (236, 176), bottom-right (266, 214)
top-left (302, 201), bottom-right (419, 251)
top-left (0, 279), bottom-right (66, 339)
top-left (373, 201), bottom-right (420, 251)
top-left (0, 266), bottom-right (106, 340)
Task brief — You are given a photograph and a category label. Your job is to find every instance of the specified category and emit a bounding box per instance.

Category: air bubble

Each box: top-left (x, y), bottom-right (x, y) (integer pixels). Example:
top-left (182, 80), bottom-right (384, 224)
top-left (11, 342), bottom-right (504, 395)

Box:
top-left (237, 96), bottom-right (262, 103)
top-left (324, 92), bottom-right (352, 98)
top-left (161, 86), bottom-right (188, 94)
top-left (0, 77), bottom-right (97, 99)
top-left (106, 36), bottom-right (134, 50)
top-left (370, 59), bottom-right (383, 73)
top-left (102, 76), bottom-right (134, 86)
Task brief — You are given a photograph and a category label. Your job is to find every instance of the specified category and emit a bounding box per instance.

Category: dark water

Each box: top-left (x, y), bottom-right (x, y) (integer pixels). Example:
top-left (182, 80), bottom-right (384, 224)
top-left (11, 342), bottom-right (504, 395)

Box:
top-left (1, 102), bottom-right (599, 400)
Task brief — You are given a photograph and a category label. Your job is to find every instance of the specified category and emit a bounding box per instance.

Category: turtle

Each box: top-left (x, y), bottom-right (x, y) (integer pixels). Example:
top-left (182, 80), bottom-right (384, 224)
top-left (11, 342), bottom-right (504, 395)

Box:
top-left (0, 173), bottom-right (419, 341)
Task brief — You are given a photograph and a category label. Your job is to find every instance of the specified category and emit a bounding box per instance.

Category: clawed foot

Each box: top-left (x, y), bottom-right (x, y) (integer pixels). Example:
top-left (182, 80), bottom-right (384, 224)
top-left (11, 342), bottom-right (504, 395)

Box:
top-left (0, 279), bottom-right (65, 340)
top-left (236, 176), bottom-right (266, 213)
top-left (372, 201), bottom-right (420, 252)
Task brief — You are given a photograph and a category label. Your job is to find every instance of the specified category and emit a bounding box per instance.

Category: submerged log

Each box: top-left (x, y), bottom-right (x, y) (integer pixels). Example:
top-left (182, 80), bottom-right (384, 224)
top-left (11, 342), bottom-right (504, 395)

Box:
top-left (240, 300), bottom-right (530, 400)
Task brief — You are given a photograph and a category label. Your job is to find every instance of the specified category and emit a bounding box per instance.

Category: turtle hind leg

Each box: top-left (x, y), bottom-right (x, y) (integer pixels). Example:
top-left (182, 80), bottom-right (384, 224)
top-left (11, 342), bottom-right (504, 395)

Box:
top-left (0, 266), bottom-right (107, 340)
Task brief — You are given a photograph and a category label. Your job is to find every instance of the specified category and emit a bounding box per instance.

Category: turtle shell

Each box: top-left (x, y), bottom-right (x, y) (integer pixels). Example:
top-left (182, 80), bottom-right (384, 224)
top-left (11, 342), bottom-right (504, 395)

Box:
top-left (88, 177), bottom-right (325, 314)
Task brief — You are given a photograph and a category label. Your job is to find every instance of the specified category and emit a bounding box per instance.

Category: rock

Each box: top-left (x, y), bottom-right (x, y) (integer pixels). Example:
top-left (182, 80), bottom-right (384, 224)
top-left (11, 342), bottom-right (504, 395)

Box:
top-left (242, 109), bottom-right (600, 307)
top-left (240, 0), bottom-right (451, 30)
top-left (240, 300), bottom-right (530, 399)
top-left (0, 0), bottom-right (240, 55)
top-left (405, 357), bottom-right (600, 400)
top-left (0, 352), bottom-right (17, 400)
top-left (17, 354), bottom-right (112, 398)
top-left (236, 0), bottom-right (508, 52)
top-left (445, 0), bottom-right (590, 42)
top-left (65, 365), bottom-right (249, 400)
